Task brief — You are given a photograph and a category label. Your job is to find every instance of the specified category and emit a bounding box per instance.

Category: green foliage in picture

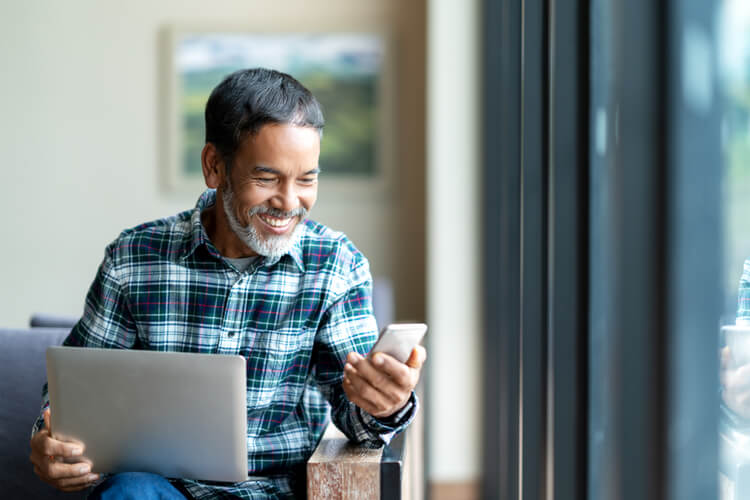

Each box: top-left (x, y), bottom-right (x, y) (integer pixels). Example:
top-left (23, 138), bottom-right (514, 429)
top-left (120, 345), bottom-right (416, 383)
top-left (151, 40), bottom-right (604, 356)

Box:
top-left (176, 34), bottom-right (383, 179)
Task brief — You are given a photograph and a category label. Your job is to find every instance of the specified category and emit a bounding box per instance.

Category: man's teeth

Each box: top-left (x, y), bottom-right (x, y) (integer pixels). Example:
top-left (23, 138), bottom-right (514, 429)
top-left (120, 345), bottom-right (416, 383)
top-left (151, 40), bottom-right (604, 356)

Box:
top-left (259, 215), bottom-right (292, 227)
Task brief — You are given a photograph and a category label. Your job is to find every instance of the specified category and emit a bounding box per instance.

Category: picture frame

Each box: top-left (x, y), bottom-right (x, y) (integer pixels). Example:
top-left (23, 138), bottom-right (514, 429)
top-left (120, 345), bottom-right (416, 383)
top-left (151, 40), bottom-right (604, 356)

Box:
top-left (159, 26), bottom-right (396, 199)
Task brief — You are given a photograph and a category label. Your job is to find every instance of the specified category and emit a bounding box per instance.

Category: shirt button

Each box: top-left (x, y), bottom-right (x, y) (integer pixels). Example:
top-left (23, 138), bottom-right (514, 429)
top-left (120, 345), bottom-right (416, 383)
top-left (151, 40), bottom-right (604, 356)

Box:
top-left (228, 332), bottom-right (235, 338)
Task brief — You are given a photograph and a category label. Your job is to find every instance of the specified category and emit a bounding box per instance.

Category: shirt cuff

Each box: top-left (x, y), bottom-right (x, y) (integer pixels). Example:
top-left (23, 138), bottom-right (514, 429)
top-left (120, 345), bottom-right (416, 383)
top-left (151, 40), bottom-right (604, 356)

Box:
top-left (357, 391), bottom-right (418, 438)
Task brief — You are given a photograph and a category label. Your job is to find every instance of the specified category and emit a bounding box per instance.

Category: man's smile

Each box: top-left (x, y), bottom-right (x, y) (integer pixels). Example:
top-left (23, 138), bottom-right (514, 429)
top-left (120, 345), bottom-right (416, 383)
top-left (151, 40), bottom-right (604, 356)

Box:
top-left (255, 213), bottom-right (296, 232)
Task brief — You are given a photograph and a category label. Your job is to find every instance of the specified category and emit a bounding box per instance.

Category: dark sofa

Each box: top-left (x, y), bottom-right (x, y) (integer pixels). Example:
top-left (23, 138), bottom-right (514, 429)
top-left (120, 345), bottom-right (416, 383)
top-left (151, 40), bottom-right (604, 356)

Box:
top-left (0, 326), bottom-right (86, 499)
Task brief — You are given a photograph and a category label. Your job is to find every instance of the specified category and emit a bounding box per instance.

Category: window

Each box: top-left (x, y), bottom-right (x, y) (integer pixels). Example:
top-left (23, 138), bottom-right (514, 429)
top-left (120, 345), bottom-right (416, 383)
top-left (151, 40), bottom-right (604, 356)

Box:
top-left (717, 1), bottom-right (750, 498)
top-left (483, 0), bottom-right (723, 499)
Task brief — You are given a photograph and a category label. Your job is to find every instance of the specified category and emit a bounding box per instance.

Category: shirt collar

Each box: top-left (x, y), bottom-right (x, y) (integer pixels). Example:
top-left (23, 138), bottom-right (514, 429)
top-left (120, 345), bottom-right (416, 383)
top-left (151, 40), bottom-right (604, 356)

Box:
top-left (180, 189), bottom-right (216, 261)
top-left (181, 189), bottom-right (306, 272)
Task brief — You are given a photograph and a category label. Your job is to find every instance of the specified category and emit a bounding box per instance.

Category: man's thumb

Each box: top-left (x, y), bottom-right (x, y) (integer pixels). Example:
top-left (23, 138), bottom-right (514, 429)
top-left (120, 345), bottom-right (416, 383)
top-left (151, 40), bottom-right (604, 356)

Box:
top-left (406, 345), bottom-right (426, 368)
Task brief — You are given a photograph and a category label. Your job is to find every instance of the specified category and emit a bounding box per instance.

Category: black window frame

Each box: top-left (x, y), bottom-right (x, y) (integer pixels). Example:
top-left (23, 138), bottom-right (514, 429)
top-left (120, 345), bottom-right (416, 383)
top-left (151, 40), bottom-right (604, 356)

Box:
top-left (482, 0), bottom-right (721, 498)
top-left (482, 0), bottom-right (588, 497)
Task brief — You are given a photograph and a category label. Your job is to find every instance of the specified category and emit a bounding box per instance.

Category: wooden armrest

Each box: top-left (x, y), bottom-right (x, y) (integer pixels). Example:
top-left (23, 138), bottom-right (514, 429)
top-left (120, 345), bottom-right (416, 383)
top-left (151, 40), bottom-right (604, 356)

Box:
top-left (307, 384), bottom-right (425, 500)
top-left (307, 425), bottom-right (384, 499)
top-left (306, 416), bottom-right (422, 500)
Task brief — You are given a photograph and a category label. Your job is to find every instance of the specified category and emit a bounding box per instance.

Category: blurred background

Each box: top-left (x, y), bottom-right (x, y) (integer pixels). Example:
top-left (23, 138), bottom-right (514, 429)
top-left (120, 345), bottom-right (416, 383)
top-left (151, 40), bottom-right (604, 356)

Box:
top-left (719, 0), bottom-right (750, 315)
top-left (0, 0), bottom-right (480, 498)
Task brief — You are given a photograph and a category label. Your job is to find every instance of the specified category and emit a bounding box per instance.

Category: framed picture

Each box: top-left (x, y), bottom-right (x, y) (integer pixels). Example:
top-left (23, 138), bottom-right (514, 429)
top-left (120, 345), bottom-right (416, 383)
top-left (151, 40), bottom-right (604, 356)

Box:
top-left (160, 28), bottom-right (394, 197)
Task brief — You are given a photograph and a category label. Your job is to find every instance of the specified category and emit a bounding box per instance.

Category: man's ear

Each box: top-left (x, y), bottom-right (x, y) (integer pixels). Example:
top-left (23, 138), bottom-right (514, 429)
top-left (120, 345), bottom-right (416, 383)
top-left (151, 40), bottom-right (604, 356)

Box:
top-left (201, 143), bottom-right (226, 189)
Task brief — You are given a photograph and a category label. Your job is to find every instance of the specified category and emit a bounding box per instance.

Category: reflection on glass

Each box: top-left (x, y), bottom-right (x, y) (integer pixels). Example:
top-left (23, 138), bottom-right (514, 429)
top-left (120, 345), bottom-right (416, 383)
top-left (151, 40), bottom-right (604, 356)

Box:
top-left (718, 1), bottom-right (750, 498)
top-left (588, 0), bottom-right (615, 497)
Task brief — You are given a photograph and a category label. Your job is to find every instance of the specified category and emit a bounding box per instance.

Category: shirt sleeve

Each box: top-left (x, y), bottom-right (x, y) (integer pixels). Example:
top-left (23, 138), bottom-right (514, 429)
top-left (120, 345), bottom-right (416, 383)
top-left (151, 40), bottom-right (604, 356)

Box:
top-left (738, 258), bottom-right (750, 326)
top-left (312, 266), bottom-right (418, 447)
top-left (31, 243), bottom-right (138, 437)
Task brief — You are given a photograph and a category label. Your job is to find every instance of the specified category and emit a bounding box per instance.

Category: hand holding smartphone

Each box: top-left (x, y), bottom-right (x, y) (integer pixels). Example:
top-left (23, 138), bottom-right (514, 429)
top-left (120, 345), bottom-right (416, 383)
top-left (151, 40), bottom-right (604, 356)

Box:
top-left (367, 323), bottom-right (428, 364)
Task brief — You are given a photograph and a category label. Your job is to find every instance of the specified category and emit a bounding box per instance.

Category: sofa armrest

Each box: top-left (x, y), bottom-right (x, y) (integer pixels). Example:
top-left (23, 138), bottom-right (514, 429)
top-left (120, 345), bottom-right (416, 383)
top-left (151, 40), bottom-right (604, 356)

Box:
top-left (0, 327), bottom-right (84, 499)
top-left (29, 313), bottom-right (78, 329)
top-left (307, 395), bottom-right (424, 500)
top-left (307, 425), bottom-right (383, 498)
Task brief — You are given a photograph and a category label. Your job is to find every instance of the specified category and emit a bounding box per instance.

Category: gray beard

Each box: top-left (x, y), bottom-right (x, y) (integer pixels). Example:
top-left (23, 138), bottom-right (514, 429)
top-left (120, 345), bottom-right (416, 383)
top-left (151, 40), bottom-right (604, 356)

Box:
top-left (221, 185), bottom-right (307, 260)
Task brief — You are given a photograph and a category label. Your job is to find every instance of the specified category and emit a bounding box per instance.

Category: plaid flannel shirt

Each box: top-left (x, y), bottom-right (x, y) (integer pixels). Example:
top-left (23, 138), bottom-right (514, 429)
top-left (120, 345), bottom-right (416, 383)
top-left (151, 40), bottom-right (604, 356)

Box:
top-left (33, 189), bottom-right (417, 499)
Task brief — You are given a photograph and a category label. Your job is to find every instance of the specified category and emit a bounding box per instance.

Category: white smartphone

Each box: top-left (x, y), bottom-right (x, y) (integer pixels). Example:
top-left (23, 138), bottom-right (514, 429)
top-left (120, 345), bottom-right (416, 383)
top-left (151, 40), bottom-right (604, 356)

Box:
top-left (368, 323), bottom-right (428, 364)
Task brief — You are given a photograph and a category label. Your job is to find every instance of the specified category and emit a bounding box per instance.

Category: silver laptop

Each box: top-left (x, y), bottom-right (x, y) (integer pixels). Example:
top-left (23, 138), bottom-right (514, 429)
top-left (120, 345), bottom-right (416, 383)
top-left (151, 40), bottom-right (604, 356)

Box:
top-left (46, 347), bottom-right (248, 483)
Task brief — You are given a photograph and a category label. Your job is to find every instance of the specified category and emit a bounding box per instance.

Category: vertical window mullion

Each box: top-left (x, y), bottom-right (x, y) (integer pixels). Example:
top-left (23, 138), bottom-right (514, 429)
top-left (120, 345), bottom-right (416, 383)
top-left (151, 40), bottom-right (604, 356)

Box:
top-left (482, 0), bottom-right (522, 498)
top-left (547, 0), bottom-right (588, 498)
top-left (520, 0), bottom-right (549, 497)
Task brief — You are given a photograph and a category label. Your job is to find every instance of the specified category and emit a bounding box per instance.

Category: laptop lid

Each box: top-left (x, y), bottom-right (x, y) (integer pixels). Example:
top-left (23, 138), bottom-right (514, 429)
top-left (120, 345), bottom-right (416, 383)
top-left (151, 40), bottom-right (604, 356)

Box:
top-left (46, 346), bottom-right (248, 483)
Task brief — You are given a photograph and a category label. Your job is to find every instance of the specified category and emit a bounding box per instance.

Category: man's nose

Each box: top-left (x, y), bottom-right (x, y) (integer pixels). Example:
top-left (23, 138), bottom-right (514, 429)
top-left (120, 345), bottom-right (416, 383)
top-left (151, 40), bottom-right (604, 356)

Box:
top-left (270, 182), bottom-right (299, 213)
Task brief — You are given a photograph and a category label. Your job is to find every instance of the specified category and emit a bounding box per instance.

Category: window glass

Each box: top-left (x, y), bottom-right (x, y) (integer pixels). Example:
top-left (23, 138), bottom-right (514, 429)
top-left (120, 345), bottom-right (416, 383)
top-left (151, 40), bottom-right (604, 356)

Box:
top-left (588, 0), bottom-right (615, 497)
top-left (717, 1), bottom-right (750, 498)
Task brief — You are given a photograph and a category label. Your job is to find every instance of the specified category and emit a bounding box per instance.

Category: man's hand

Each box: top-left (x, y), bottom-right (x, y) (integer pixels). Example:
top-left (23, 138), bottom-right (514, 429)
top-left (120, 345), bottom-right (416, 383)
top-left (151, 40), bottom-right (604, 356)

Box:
top-left (29, 409), bottom-right (99, 492)
top-left (342, 346), bottom-right (427, 419)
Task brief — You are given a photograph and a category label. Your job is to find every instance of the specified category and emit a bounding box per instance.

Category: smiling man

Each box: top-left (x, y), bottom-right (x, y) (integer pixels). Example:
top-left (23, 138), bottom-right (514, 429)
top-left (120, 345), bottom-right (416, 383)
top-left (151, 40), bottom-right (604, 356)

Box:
top-left (29, 68), bottom-right (425, 499)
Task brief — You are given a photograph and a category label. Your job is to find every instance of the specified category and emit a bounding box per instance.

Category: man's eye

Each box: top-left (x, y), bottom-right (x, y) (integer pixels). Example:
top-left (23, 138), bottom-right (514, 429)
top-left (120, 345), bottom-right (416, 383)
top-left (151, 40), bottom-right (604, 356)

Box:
top-left (256, 177), bottom-right (276, 184)
top-left (299, 178), bottom-right (317, 185)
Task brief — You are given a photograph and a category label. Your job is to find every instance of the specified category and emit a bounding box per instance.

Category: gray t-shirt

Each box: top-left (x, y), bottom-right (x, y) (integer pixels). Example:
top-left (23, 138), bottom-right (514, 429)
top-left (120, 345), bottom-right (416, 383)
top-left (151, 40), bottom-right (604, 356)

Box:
top-left (224, 256), bottom-right (256, 272)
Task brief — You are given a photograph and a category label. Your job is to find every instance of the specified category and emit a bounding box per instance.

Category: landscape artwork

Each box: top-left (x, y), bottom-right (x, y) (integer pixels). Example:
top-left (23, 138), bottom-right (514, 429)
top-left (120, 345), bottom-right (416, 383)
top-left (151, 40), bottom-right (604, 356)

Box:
top-left (173, 32), bottom-right (385, 182)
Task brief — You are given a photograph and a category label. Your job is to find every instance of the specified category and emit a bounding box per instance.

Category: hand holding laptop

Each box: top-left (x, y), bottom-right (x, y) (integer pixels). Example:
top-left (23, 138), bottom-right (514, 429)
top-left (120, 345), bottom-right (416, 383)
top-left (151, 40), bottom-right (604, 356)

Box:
top-left (30, 409), bottom-right (99, 492)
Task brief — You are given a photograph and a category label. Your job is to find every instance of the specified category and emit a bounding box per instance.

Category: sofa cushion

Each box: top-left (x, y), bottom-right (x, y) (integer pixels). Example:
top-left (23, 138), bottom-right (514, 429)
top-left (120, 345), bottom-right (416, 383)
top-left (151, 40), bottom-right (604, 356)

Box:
top-left (29, 314), bottom-right (78, 329)
top-left (0, 327), bottom-right (87, 499)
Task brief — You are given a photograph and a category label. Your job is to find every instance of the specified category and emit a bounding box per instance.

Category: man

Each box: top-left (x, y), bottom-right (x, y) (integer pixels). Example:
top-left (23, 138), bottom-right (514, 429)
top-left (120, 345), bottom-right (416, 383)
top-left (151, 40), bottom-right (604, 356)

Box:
top-left (29, 68), bottom-right (426, 499)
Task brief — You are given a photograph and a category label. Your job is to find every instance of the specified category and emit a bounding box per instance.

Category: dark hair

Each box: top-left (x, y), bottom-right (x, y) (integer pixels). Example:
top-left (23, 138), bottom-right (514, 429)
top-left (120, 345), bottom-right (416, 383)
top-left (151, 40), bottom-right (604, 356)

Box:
top-left (204, 68), bottom-right (324, 169)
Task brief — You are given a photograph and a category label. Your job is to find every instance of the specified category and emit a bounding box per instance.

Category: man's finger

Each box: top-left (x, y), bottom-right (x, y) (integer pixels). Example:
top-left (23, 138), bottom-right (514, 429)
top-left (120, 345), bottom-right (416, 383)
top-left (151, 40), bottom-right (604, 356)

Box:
top-left (369, 353), bottom-right (412, 387)
top-left (344, 371), bottom-right (394, 413)
top-left (344, 387), bottom-right (381, 416)
top-left (29, 449), bottom-right (52, 471)
top-left (343, 377), bottom-right (376, 414)
top-left (46, 459), bottom-right (92, 480)
top-left (351, 356), bottom-right (405, 390)
top-left (56, 471), bottom-right (100, 489)
top-left (39, 437), bottom-right (84, 461)
top-left (405, 345), bottom-right (427, 369)
top-left (347, 367), bottom-right (404, 406)
top-left (29, 428), bottom-right (49, 450)
top-left (35, 461), bottom-right (98, 493)
top-left (345, 368), bottom-right (386, 404)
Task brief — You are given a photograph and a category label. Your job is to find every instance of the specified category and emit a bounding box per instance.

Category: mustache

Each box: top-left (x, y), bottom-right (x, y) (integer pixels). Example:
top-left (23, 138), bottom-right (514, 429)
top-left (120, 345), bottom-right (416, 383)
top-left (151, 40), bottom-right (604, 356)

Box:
top-left (248, 206), bottom-right (308, 219)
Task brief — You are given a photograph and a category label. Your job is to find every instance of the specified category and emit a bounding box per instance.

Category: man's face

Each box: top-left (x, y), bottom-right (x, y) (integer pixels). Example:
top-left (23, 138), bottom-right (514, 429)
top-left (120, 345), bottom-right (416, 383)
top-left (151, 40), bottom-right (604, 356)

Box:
top-left (220, 123), bottom-right (320, 258)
